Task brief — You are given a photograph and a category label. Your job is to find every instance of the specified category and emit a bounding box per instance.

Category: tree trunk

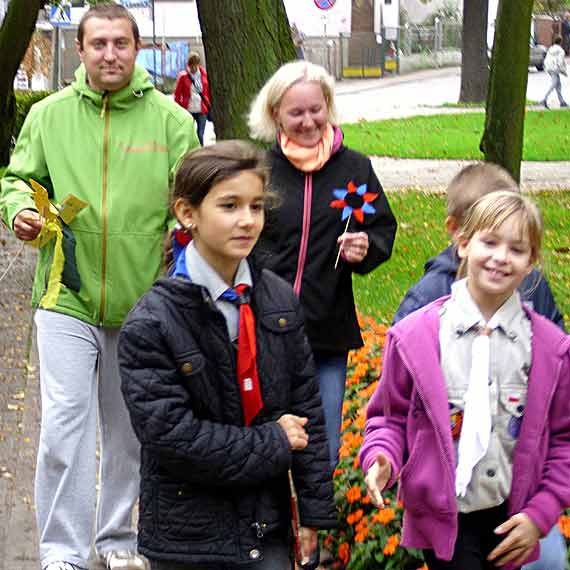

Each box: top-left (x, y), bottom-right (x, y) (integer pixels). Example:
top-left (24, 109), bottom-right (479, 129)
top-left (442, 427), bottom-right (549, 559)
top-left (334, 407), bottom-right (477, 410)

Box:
top-left (0, 0), bottom-right (44, 166)
top-left (480, 0), bottom-right (533, 182)
top-left (196, 0), bottom-right (296, 140)
top-left (459, 0), bottom-right (489, 103)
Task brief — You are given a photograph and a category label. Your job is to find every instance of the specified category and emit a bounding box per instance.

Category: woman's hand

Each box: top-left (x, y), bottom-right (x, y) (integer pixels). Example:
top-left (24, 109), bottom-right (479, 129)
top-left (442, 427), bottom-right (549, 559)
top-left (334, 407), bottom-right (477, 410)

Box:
top-left (364, 453), bottom-right (391, 507)
top-left (487, 513), bottom-right (541, 567)
top-left (337, 231), bottom-right (369, 264)
top-left (277, 414), bottom-right (308, 450)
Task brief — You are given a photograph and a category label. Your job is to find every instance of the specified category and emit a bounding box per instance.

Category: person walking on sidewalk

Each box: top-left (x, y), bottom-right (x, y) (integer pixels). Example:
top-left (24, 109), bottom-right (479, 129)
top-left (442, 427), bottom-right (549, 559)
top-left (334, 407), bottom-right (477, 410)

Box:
top-left (0, 5), bottom-right (197, 570)
top-left (174, 52), bottom-right (211, 146)
top-left (118, 141), bottom-right (337, 569)
top-left (248, 61), bottom-right (397, 472)
top-left (541, 36), bottom-right (567, 109)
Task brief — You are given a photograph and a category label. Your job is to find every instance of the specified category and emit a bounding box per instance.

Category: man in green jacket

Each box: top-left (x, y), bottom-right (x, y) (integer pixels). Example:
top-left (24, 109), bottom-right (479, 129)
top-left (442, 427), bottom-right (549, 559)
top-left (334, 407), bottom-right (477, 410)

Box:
top-left (0, 5), bottom-right (198, 570)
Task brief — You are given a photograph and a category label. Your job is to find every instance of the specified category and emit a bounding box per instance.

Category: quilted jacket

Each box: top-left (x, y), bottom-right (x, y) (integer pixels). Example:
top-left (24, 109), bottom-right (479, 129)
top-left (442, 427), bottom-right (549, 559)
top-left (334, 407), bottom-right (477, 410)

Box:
top-left (118, 265), bottom-right (337, 564)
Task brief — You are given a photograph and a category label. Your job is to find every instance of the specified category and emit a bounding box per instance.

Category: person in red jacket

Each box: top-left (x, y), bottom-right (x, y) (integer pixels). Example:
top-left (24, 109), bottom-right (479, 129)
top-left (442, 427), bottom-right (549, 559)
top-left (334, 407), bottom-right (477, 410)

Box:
top-left (174, 52), bottom-right (211, 145)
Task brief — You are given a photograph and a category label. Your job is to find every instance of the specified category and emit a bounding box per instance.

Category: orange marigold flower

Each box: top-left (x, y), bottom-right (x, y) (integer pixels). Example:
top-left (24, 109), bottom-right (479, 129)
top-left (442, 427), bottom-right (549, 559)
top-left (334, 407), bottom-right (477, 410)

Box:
top-left (559, 514), bottom-right (570, 538)
top-left (383, 534), bottom-right (399, 556)
top-left (372, 507), bottom-right (395, 525)
top-left (353, 456), bottom-right (360, 470)
top-left (341, 418), bottom-right (352, 432)
top-left (355, 516), bottom-right (368, 533)
top-left (361, 494), bottom-right (371, 505)
top-left (333, 467), bottom-right (344, 478)
top-left (338, 542), bottom-right (350, 564)
top-left (346, 509), bottom-right (363, 525)
top-left (354, 528), bottom-right (369, 542)
top-left (345, 485), bottom-right (362, 504)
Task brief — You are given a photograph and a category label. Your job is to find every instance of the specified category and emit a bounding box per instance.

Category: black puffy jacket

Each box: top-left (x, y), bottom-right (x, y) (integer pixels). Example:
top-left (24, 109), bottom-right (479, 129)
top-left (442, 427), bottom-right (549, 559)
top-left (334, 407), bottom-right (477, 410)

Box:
top-left (118, 267), bottom-right (337, 565)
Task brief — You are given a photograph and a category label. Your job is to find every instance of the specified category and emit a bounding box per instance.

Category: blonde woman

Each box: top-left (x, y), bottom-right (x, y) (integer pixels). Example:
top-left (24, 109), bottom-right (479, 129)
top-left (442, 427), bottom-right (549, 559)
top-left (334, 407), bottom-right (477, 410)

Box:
top-left (249, 61), bottom-right (397, 471)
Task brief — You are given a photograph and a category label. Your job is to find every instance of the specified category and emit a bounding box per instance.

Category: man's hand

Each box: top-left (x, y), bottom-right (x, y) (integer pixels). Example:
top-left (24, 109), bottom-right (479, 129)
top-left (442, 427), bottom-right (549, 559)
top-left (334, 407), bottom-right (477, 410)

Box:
top-left (13, 209), bottom-right (43, 241)
top-left (277, 414), bottom-right (308, 450)
top-left (487, 513), bottom-right (541, 567)
top-left (364, 452), bottom-right (391, 507)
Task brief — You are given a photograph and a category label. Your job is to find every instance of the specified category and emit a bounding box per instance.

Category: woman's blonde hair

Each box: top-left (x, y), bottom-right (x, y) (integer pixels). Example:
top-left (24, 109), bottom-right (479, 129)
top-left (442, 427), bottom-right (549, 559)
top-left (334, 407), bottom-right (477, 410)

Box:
top-left (248, 61), bottom-right (339, 142)
top-left (456, 191), bottom-right (544, 278)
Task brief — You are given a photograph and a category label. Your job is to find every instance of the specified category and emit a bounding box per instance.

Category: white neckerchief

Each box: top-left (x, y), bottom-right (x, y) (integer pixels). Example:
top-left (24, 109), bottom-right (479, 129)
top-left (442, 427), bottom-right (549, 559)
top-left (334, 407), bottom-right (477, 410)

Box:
top-left (455, 312), bottom-right (500, 497)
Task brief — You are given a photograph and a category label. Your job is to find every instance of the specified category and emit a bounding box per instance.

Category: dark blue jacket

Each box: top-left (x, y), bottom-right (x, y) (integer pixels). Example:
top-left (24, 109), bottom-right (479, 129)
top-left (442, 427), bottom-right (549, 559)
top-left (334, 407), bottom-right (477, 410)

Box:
top-left (393, 245), bottom-right (565, 330)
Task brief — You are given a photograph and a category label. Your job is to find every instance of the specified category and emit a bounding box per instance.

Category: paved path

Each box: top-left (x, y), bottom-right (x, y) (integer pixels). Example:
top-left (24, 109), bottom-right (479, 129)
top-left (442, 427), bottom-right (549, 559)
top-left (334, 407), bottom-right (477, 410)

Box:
top-left (372, 157), bottom-right (570, 192)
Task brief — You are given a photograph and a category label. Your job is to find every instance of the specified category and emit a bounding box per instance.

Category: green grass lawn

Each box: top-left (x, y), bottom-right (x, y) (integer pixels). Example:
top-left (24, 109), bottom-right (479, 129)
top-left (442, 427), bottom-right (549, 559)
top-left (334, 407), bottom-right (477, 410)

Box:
top-left (342, 110), bottom-right (570, 161)
top-left (354, 190), bottom-right (570, 329)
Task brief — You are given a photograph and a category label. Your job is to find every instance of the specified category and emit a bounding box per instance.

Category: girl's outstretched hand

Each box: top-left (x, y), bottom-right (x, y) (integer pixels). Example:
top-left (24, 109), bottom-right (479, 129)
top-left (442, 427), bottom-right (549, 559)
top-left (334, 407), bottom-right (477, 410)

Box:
top-left (277, 414), bottom-right (308, 450)
top-left (487, 513), bottom-right (541, 567)
top-left (364, 452), bottom-right (391, 508)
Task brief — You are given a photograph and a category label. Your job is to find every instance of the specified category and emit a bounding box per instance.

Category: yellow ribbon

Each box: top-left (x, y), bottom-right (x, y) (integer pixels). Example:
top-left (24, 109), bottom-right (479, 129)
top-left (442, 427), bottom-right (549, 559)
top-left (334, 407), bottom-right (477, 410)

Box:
top-left (39, 219), bottom-right (65, 309)
top-left (25, 180), bottom-right (88, 308)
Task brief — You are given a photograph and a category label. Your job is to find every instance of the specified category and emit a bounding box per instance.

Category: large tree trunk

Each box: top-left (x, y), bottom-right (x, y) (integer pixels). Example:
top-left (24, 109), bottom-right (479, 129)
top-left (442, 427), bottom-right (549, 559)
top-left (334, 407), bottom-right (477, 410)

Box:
top-left (459, 0), bottom-right (489, 103)
top-left (0, 0), bottom-right (44, 166)
top-left (196, 0), bottom-right (296, 140)
top-left (480, 0), bottom-right (533, 182)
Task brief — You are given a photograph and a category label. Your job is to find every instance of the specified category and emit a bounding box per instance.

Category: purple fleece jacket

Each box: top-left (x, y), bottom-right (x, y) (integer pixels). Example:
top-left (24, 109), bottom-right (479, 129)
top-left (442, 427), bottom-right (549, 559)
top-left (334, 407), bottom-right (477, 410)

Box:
top-left (360, 297), bottom-right (570, 567)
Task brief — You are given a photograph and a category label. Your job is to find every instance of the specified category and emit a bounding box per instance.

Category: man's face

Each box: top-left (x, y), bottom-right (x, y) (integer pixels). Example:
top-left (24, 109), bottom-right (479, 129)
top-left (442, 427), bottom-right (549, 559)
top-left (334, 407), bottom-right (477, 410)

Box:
top-left (76, 17), bottom-right (139, 93)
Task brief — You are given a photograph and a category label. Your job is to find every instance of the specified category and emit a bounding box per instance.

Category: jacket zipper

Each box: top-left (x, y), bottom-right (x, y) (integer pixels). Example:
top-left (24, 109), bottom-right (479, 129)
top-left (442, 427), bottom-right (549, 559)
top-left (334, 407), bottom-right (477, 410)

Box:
top-left (293, 174), bottom-right (312, 296)
top-left (99, 94), bottom-right (110, 324)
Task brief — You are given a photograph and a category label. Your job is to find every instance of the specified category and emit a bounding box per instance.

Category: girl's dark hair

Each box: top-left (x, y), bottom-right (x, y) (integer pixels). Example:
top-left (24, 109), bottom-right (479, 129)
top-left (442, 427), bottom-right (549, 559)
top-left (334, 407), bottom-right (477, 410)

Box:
top-left (164, 140), bottom-right (272, 271)
top-left (172, 139), bottom-right (269, 207)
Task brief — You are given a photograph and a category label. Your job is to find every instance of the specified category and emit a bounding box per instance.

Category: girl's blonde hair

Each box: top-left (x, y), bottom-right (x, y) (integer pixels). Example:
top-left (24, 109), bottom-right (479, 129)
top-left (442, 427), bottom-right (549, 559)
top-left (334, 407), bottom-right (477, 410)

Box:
top-left (248, 61), bottom-right (339, 142)
top-left (456, 191), bottom-right (544, 278)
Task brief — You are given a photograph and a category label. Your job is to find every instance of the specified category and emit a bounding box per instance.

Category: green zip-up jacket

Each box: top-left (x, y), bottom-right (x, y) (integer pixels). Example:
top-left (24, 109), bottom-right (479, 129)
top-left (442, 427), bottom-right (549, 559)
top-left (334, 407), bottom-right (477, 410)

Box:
top-left (1, 65), bottom-right (198, 327)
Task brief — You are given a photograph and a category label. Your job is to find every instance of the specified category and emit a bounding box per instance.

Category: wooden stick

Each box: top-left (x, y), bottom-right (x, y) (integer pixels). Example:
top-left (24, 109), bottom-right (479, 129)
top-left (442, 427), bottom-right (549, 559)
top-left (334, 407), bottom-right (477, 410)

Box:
top-left (334, 213), bottom-right (352, 269)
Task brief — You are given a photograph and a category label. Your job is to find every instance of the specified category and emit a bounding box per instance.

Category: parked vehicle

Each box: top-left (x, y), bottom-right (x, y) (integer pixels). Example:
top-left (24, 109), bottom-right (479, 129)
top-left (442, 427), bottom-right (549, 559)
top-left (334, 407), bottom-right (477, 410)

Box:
top-left (487, 38), bottom-right (547, 71)
top-left (530, 37), bottom-right (547, 71)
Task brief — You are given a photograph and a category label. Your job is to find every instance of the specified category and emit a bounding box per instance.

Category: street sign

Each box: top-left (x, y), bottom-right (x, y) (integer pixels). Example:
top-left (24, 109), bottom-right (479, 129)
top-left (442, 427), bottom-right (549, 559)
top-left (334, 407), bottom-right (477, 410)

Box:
top-left (50, 4), bottom-right (72, 26)
top-left (314, 0), bottom-right (336, 10)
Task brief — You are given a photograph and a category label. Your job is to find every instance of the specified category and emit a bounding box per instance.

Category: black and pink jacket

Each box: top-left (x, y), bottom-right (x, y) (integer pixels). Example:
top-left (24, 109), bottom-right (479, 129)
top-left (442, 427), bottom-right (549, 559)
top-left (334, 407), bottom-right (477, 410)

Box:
top-left (256, 138), bottom-right (397, 353)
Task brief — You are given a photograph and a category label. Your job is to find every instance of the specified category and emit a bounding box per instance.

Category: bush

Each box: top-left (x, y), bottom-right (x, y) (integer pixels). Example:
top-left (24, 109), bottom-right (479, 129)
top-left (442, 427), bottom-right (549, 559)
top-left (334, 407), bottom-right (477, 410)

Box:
top-left (326, 314), bottom-right (570, 569)
top-left (14, 90), bottom-right (53, 142)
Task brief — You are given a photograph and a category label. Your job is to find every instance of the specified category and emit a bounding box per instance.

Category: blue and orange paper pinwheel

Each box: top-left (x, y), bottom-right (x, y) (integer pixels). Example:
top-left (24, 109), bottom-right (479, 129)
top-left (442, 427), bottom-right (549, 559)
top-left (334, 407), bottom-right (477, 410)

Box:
top-left (329, 181), bottom-right (378, 223)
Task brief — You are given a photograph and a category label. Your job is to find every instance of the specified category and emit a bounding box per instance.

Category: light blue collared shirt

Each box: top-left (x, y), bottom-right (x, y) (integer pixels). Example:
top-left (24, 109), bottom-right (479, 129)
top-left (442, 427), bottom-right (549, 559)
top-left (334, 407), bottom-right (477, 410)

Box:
top-left (184, 242), bottom-right (253, 341)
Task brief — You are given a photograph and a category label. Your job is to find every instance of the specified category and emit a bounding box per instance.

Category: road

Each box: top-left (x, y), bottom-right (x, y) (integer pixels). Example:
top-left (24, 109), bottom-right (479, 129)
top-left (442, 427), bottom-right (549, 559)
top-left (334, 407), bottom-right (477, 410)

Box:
top-left (335, 65), bottom-right (554, 123)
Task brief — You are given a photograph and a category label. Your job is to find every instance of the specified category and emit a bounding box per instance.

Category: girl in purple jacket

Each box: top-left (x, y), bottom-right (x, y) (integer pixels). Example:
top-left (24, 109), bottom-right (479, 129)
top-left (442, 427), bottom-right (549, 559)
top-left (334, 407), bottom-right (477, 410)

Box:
top-left (360, 191), bottom-right (570, 570)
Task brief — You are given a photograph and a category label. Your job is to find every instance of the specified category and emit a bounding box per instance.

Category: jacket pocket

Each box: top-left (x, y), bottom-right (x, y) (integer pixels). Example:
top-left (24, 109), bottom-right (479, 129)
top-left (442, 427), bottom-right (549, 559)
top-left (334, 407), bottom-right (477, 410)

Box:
top-left (259, 309), bottom-right (299, 334)
top-left (175, 350), bottom-right (206, 378)
top-left (400, 428), bottom-right (454, 514)
top-left (153, 481), bottom-right (227, 545)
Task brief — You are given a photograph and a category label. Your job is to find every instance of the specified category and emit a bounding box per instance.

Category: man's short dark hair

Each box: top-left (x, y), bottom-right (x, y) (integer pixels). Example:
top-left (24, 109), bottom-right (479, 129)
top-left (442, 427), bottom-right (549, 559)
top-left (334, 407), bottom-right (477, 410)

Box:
top-left (77, 3), bottom-right (140, 49)
top-left (553, 35), bottom-right (563, 45)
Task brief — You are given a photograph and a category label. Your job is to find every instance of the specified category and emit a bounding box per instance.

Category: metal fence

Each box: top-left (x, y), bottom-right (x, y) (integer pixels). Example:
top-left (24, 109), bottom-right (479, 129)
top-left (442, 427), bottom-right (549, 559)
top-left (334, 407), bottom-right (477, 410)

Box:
top-left (48, 21), bottom-right (463, 88)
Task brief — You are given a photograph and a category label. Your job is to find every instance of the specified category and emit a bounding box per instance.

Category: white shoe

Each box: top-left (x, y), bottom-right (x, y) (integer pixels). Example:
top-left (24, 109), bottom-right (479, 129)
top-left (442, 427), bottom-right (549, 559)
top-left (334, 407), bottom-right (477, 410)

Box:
top-left (101, 551), bottom-right (150, 570)
top-left (43, 562), bottom-right (82, 570)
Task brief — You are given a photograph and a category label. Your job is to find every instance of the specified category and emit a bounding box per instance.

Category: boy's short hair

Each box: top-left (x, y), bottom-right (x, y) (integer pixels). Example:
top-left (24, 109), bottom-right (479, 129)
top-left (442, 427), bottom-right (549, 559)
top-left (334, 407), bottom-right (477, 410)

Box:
top-left (446, 162), bottom-right (519, 225)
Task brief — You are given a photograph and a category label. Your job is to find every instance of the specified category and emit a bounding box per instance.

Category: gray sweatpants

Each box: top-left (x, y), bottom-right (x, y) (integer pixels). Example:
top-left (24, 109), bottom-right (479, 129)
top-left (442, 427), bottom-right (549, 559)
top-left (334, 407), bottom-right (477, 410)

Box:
top-left (34, 309), bottom-right (140, 569)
